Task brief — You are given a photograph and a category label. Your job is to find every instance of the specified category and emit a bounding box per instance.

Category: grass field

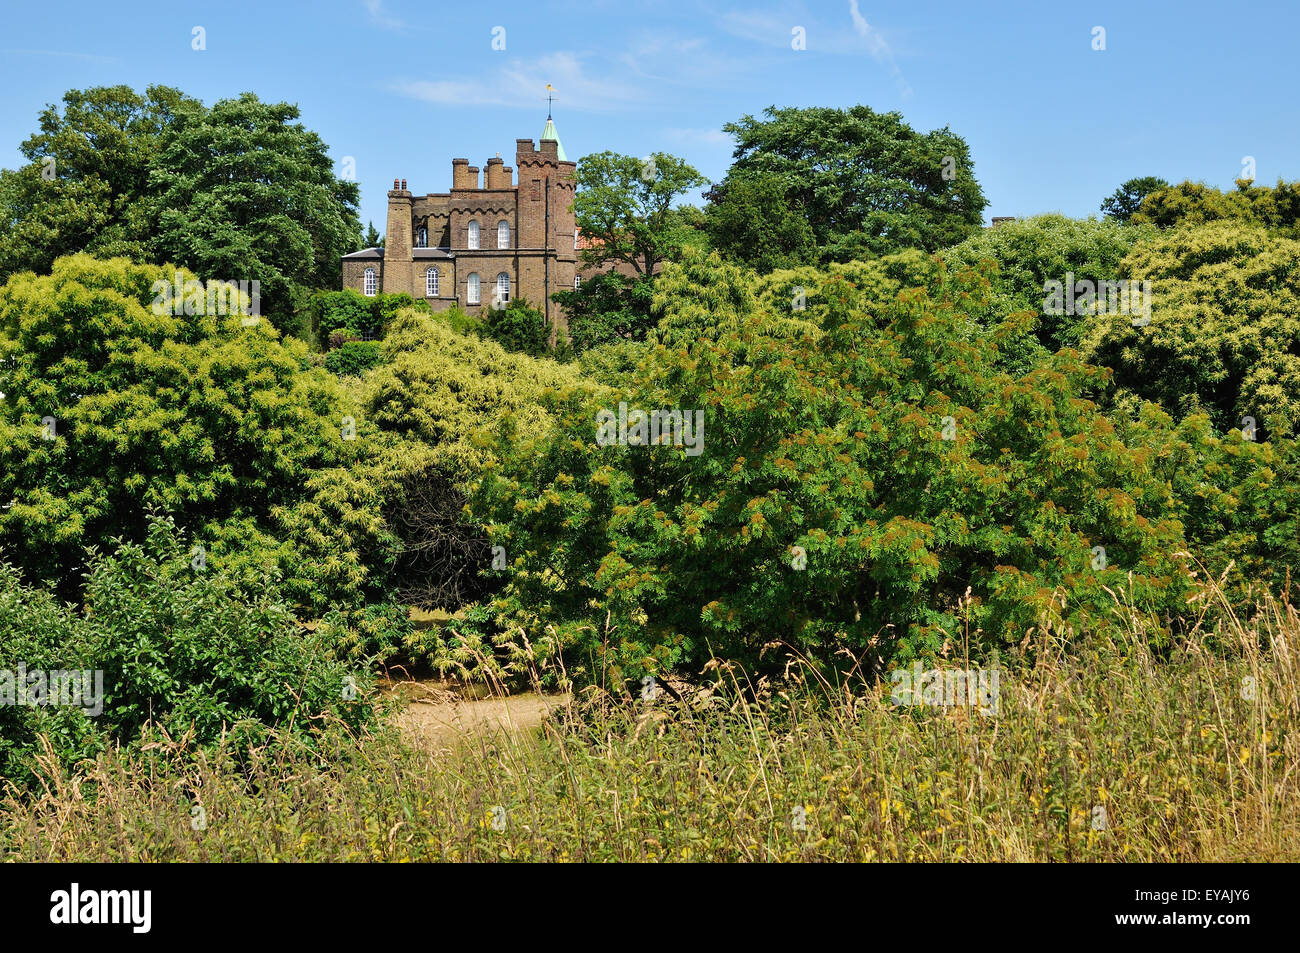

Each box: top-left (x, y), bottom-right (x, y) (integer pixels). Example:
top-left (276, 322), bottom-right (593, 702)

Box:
top-left (3, 581), bottom-right (1297, 862)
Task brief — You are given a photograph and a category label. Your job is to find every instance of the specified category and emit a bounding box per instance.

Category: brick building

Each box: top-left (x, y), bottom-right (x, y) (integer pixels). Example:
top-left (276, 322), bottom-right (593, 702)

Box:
top-left (342, 116), bottom-right (578, 329)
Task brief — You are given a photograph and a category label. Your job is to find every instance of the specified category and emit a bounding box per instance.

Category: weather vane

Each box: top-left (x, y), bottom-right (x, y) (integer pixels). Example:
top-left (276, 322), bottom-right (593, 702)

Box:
top-left (546, 84), bottom-right (555, 118)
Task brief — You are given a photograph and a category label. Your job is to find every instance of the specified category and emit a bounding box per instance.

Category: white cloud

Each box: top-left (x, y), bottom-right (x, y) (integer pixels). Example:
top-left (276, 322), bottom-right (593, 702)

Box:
top-left (664, 127), bottom-right (734, 147)
top-left (847, 0), bottom-right (912, 96)
top-left (714, 7), bottom-right (799, 48)
top-left (848, 0), bottom-right (888, 57)
top-left (394, 53), bottom-right (647, 113)
top-left (712, 2), bottom-right (913, 96)
top-left (2, 48), bottom-right (117, 63)
top-left (363, 0), bottom-right (405, 30)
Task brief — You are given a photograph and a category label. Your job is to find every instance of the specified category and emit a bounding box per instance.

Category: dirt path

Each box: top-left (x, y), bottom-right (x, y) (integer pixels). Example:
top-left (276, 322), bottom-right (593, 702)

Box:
top-left (378, 678), bottom-right (571, 751)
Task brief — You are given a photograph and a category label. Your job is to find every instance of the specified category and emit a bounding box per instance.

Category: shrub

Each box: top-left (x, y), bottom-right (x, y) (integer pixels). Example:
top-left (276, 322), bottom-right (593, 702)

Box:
top-left (480, 298), bottom-right (549, 357)
top-left (0, 255), bottom-right (390, 612)
top-left (1132, 178), bottom-right (1300, 236)
top-left (312, 288), bottom-right (374, 340)
top-left (320, 600), bottom-right (418, 668)
top-left (325, 340), bottom-right (383, 376)
top-left (472, 260), bottom-right (1193, 686)
top-left (552, 271), bottom-right (657, 353)
top-left (435, 304), bottom-right (484, 338)
top-left (0, 516), bottom-right (374, 788)
top-left (942, 214), bottom-right (1150, 358)
top-left (312, 289), bottom-right (425, 345)
top-left (1081, 221), bottom-right (1300, 439)
top-left (362, 310), bottom-right (589, 612)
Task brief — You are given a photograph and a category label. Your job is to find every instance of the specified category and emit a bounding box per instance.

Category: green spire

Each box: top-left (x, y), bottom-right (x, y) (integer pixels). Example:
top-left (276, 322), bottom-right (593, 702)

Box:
top-left (541, 117), bottom-right (567, 162)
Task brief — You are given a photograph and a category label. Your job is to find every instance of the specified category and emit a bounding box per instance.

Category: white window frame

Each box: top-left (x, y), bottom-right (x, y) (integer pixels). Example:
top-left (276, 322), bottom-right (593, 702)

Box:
top-left (363, 267), bottom-right (377, 297)
top-left (466, 272), bottom-right (480, 305)
top-left (426, 267), bottom-right (439, 297)
top-left (416, 225), bottom-right (427, 248)
top-left (496, 272), bottom-right (510, 305)
top-left (497, 220), bottom-right (510, 249)
top-left (467, 220), bottom-right (480, 250)
top-left (574, 275), bottom-right (582, 290)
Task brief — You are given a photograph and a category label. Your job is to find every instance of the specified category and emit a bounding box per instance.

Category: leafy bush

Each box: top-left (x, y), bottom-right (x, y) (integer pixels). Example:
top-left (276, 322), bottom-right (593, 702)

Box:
top-left (0, 516), bottom-right (374, 788)
top-left (1080, 221), bottom-right (1300, 438)
top-left (362, 309), bottom-right (589, 611)
top-left (1116, 406), bottom-right (1300, 600)
top-left (434, 303), bottom-right (484, 338)
top-left (320, 600), bottom-right (418, 668)
top-left (1133, 178), bottom-right (1300, 236)
top-left (314, 289), bottom-right (374, 340)
top-left (0, 255), bottom-right (390, 612)
top-left (480, 298), bottom-right (549, 357)
top-left (942, 214), bottom-right (1149, 357)
top-left (472, 260), bottom-right (1193, 686)
top-left (578, 340), bottom-right (650, 387)
top-left (552, 271), bottom-right (658, 353)
top-left (312, 289), bottom-right (425, 345)
top-left (325, 340), bottom-right (383, 376)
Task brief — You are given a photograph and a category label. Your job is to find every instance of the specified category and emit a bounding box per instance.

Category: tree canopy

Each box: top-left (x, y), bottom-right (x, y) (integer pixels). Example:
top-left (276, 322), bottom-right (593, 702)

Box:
top-left (0, 86), bottom-right (362, 327)
top-left (0, 85), bottom-right (198, 280)
top-left (1101, 176), bottom-right (1170, 224)
top-left (472, 260), bottom-right (1190, 684)
top-left (704, 105), bottom-right (987, 267)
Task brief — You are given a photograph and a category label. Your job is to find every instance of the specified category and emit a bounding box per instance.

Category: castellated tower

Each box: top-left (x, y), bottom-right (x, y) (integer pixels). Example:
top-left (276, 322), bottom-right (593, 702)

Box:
top-left (341, 118), bottom-right (577, 335)
top-left (514, 136), bottom-right (577, 331)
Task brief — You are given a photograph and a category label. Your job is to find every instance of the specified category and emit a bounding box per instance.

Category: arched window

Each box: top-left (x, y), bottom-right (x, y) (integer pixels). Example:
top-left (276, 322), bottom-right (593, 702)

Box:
top-left (496, 272), bottom-right (510, 306)
top-left (466, 272), bottom-right (480, 305)
top-left (416, 225), bottom-right (427, 248)
top-left (426, 267), bottom-right (439, 297)
top-left (574, 275), bottom-right (582, 290)
top-left (467, 220), bottom-right (480, 250)
top-left (497, 220), bottom-right (510, 249)
top-left (363, 267), bottom-right (377, 297)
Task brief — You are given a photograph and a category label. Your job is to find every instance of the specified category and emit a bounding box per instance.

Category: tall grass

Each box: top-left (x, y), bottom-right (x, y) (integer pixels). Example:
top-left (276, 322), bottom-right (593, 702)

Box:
top-left (3, 578), bottom-right (1298, 861)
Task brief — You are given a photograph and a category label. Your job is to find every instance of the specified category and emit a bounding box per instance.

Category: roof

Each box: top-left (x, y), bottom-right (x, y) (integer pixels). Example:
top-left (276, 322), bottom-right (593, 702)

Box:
top-left (541, 117), bottom-right (567, 162)
top-left (342, 247), bottom-right (383, 259)
top-left (413, 248), bottom-right (454, 259)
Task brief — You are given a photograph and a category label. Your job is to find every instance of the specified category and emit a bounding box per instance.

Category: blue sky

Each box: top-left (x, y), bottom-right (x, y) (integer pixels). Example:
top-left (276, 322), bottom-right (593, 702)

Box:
top-left (3, 0), bottom-right (1298, 235)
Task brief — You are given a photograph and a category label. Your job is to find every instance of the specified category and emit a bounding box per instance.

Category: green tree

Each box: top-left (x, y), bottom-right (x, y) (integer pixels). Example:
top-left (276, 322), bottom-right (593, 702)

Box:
top-left (572, 151), bottom-right (709, 278)
top-left (145, 93), bottom-right (362, 323)
top-left (0, 515), bottom-right (373, 788)
top-left (942, 214), bottom-right (1150, 359)
top-left (703, 169), bottom-right (816, 272)
top-left (472, 259), bottom-right (1191, 685)
top-left (0, 255), bottom-right (385, 609)
top-left (552, 271), bottom-right (657, 353)
top-left (1132, 179), bottom-right (1300, 235)
top-left (364, 221), bottom-right (383, 248)
top-left (708, 105), bottom-right (987, 263)
top-left (364, 309), bottom-right (586, 610)
top-left (481, 298), bottom-right (550, 357)
top-left (1116, 407), bottom-right (1300, 602)
top-left (0, 85), bottom-right (198, 281)
top-left (1080, 221), bottom-right (1300, 439)
top-left (1100, 176), bottom-right (1170, 223)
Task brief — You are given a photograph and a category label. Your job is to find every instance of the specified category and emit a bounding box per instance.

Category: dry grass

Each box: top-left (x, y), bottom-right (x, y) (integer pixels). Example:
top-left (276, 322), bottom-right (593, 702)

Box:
top-left (3, 578), bottom-right (1298, 862)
